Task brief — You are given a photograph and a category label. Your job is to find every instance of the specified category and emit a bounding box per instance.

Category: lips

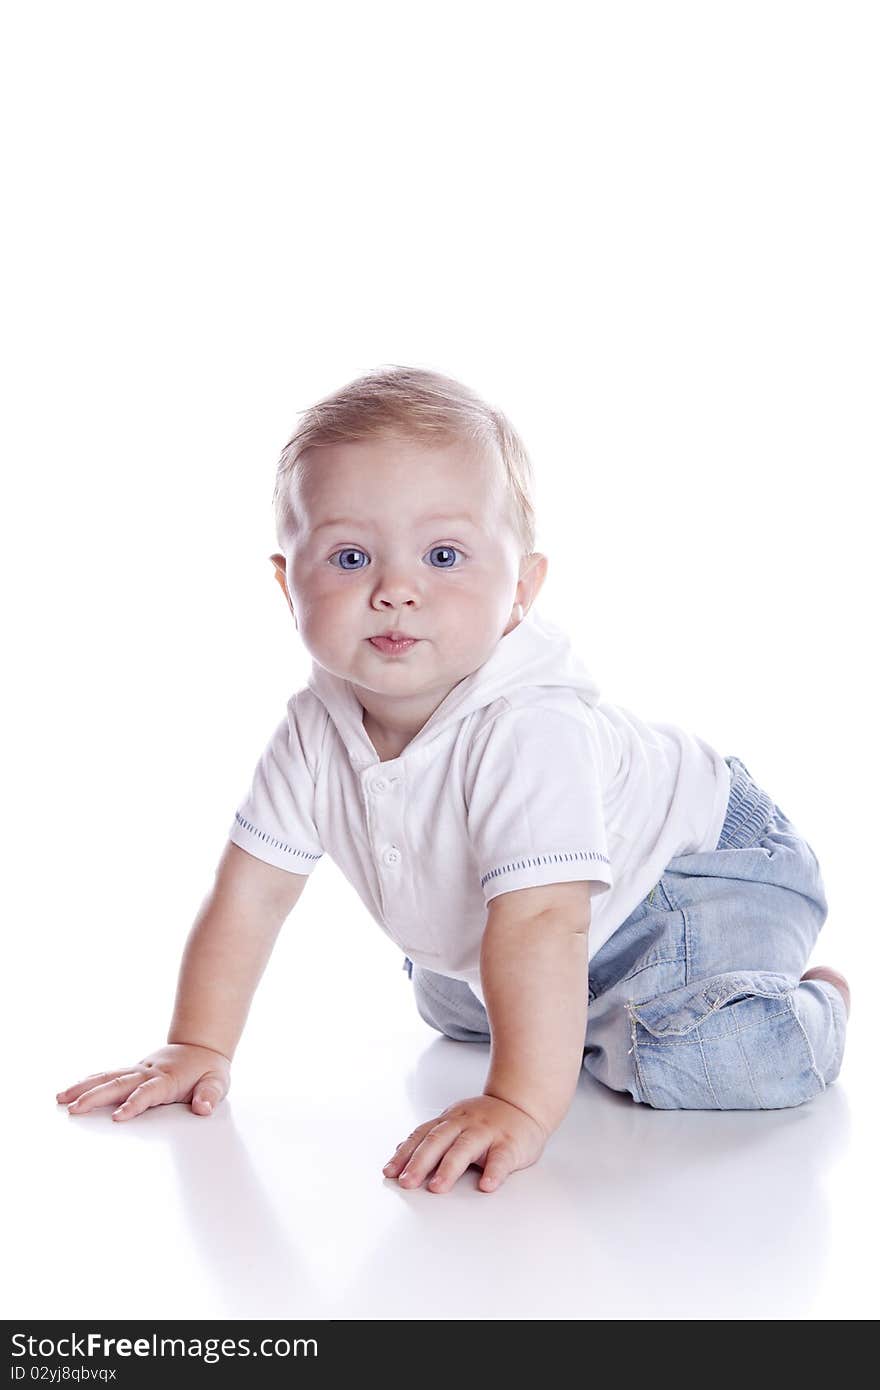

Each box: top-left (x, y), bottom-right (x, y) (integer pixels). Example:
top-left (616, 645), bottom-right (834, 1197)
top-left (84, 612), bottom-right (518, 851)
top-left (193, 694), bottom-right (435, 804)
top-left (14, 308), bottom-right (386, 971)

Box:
top-left (369, 634), bottom-right (419, 655)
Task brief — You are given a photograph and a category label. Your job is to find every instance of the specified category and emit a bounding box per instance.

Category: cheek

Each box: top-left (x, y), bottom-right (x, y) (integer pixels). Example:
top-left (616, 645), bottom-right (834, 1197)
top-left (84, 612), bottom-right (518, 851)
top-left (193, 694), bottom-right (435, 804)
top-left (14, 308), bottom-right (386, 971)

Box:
top-left (446, 603), bottom-right (504, 653)
top-left (437, 570), bottom-right (509, 615)
top-left (293, 567), bottom-right (357, 610)
top-left (296, 586), bottom-right (357, 639)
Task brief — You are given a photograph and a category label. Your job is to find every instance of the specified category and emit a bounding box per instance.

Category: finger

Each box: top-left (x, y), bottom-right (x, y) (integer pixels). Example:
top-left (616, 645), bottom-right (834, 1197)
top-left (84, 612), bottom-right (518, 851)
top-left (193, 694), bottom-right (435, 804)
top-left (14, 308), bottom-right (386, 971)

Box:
top-left (112, 1074), bottom-right (173, 1122)
top-left (426, 1132), bottom-right (490, 1194)
top-left (190, 1071), bottom-right (228, 1116)
top-left (397, 1122), bottom-right (463, 1189)
top-left (67, 1073), bottom-right (145, 1114)
top-left (477, 1141), bottom-right (516, 1192)
top-left (57, 1072), bottom-right (131, 1104)
top-left (382, 1121), bottom-right (440, 1177)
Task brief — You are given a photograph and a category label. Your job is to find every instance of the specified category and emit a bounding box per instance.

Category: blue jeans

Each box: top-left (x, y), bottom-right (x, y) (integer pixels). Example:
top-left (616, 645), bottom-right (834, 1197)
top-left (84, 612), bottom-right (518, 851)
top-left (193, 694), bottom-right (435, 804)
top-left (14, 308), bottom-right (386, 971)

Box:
top-left (405, 756), bottom-right (847, 1110)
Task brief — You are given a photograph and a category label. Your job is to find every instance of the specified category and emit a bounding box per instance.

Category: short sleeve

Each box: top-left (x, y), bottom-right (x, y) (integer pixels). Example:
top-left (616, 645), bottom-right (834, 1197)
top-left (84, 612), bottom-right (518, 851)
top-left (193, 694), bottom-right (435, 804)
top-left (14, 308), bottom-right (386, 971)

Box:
top-left (465, 703), bottom-right (613, 905)
top-left (228, 698), bottom-right (324, 875)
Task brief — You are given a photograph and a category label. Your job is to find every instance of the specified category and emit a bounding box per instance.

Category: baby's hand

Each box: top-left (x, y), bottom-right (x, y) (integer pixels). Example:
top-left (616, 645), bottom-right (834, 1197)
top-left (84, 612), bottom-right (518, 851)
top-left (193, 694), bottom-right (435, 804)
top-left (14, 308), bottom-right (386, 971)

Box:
top-left (56, 1043), bottom-right (231, 1122)
top-left (383, 1094), bottom-right (548, 1194)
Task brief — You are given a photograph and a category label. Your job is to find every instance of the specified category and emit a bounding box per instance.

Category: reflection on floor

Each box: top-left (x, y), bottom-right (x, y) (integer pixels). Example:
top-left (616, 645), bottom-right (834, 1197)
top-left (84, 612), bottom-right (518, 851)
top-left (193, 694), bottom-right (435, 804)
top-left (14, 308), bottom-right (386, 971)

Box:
top-left (18, 990), bottom-right (872, 1320)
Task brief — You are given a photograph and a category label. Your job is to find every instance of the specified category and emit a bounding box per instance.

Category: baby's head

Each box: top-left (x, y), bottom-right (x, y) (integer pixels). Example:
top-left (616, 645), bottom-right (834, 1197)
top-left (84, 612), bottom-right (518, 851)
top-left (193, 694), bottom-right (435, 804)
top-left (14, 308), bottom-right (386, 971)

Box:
top-left (269, 365), bottom-right (547, 706)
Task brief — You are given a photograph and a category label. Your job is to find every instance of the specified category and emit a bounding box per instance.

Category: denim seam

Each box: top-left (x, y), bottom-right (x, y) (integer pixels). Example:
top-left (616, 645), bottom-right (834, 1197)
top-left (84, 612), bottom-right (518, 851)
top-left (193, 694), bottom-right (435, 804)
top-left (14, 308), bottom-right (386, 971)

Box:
top-left (620, 953), bottom-right (687, 988)
top-left (611, 956), bottom-right (686, 1000)
top-left (735, 1027), bottom-right (764, 1108)
top-left (653, 880), bottom-right (692, 986)
top-left (654, 877), bottom-right (677, 913)
top-left (815, 983), bottom-right (848, 1081)
top-left (634, 1004), bottom-right (792, 1043)
top-left (634, 977), bottom-right (794, 1018)
top-left (787, 992), bottom-right (826, 1091)
top-left (697, 1032), bottom-right (720, 1106)
top-left (626, 1004), bottom-right (653, 1106)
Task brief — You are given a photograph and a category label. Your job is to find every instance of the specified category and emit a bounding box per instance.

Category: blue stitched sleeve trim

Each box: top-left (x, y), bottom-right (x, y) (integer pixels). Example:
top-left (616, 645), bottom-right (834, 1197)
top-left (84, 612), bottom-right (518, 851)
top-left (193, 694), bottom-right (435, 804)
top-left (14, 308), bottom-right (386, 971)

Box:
top-left (233, 811), bottom-right (322, 865)
top-left (481, 849), bottom-right (610, 889)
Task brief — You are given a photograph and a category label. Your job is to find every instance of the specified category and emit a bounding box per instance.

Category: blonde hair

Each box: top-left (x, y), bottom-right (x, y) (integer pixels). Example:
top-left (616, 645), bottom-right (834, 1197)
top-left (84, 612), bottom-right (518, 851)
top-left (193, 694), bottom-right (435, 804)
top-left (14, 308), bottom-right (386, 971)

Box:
top-left (272, 365), bottom-right (537, 557)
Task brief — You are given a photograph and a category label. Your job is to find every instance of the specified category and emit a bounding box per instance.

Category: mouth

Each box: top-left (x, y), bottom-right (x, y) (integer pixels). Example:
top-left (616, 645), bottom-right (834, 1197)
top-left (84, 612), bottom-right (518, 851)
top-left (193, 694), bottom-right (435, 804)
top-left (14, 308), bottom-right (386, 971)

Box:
top-left (368, 634), bottom-right (420, 655)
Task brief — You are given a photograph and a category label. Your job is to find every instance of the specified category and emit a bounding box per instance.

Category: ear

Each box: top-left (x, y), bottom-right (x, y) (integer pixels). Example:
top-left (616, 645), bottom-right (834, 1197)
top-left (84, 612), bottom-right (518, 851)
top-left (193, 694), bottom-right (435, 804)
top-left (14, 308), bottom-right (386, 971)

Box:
top-left (270, 553), bottom-right (296, 622)
top-left (515, 552), bottom-right (548, 618)
top-left (502, 553), bottom-right (548, 636)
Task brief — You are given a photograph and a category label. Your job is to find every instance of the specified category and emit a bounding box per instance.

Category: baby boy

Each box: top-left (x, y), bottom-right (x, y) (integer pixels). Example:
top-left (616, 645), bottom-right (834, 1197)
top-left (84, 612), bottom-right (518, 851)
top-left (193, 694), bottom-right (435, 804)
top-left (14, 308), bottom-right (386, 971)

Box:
top-left (57, 366), bottom-right (850, 1194)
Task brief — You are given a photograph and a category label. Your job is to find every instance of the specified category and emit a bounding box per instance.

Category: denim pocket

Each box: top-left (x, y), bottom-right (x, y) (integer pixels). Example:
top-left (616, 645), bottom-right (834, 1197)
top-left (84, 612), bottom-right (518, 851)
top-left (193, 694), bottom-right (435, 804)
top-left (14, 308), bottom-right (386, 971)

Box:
top-left (627, 970), bottom-right (826, 1110)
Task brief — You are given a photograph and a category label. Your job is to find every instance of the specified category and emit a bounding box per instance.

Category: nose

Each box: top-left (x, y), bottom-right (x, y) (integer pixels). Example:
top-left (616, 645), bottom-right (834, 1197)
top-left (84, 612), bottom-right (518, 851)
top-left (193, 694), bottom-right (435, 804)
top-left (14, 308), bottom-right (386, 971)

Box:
top-left (369, 562), bottom-right (421, 611)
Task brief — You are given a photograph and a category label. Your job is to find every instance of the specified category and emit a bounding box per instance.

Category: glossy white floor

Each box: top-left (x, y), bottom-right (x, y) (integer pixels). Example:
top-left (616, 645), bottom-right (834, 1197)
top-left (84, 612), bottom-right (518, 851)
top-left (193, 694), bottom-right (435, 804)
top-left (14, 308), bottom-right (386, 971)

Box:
top-left (11, 859), bottom-right (877, 1323)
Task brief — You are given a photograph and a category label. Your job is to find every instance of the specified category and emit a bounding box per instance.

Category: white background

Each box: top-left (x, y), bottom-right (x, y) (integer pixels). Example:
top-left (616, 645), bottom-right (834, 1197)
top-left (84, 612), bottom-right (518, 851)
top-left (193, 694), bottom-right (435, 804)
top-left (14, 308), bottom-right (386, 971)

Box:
top-left (3, 1), bottom-right (877, 1320)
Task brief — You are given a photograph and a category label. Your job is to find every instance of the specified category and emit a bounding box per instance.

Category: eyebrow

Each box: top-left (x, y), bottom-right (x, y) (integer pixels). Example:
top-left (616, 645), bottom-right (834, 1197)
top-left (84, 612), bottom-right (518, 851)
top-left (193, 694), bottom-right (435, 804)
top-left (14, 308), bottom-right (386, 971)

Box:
top-left (312, 513), bottom-right (479, 534)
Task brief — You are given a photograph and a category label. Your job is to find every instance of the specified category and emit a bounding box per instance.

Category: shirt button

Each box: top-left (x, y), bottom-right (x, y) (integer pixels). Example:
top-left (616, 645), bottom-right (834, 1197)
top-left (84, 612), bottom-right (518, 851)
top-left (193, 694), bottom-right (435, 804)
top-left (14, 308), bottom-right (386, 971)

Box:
top-left (372, 778), bottom-right (389, 793)
top-left (382, 846), bottom-right (402, 866)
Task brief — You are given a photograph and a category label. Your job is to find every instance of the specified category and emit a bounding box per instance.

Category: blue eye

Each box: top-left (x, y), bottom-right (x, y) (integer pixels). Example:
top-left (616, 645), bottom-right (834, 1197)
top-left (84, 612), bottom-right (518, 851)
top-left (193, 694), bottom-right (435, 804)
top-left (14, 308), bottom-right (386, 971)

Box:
top-left (330, 548), bottom-right (369, 571)
top-left (328, 545), bottom-right (464, 571)
top-left (427, 545), bottom-right (461, 568)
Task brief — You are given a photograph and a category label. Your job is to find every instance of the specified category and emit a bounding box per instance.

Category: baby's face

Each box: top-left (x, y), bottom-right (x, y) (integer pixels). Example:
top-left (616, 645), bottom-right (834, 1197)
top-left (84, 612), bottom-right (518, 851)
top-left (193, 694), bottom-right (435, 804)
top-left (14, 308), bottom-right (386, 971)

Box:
top-left (274, 432), bottom-right (540, 710)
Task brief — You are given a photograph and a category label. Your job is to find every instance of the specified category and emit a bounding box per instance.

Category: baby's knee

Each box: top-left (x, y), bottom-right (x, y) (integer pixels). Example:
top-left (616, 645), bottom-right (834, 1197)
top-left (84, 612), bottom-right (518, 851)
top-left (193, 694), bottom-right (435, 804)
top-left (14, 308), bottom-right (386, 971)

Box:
top-left (794, 977), bottom-right (848, 1089)
top-left (410, 965), bottom-right (491, 1044)
top-left (626, 971), bottom-right (847, 1110)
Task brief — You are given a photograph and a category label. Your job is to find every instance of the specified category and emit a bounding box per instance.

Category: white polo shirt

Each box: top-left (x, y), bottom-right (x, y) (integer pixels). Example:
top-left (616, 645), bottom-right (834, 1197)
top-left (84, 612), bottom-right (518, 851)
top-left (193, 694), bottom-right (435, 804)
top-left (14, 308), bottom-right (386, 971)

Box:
top-left (229, 608), bottom-right (731, 1006)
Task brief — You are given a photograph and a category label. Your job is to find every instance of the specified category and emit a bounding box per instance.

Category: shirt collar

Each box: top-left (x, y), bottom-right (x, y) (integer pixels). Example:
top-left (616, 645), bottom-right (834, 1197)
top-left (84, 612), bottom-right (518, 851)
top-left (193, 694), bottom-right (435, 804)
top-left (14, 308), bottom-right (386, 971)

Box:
top-left (305, 607), bottom-right (600, 764)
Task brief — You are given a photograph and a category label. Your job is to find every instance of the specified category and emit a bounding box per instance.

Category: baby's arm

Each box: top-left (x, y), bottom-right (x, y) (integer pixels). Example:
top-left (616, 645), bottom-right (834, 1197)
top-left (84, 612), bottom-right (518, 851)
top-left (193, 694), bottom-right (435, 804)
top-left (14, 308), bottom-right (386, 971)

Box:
top-left (480, 881), bottom-right (591, 1133)
top-left (384, 881), bottom-right (591, 1193)
top-left (56, 841), bottom-right (309, 1121)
